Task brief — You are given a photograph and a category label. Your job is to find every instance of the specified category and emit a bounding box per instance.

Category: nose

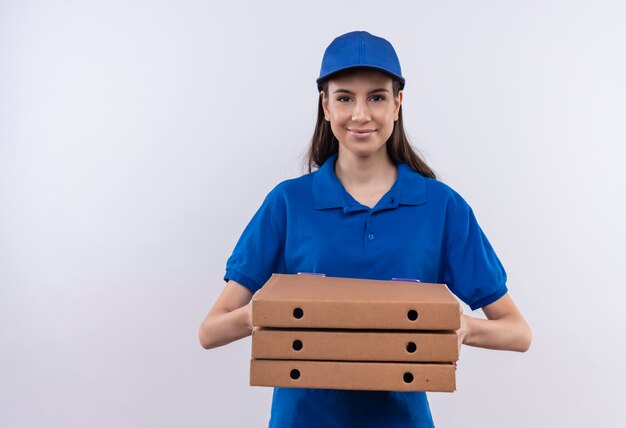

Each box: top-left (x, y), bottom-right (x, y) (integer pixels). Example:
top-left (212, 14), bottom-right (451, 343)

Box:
top-left (351, 99), bottom-right (371, 123)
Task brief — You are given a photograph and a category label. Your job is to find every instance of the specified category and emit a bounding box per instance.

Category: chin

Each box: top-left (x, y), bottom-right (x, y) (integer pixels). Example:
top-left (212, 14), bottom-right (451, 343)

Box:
top-left (342, 143), bottom-right (387, 159)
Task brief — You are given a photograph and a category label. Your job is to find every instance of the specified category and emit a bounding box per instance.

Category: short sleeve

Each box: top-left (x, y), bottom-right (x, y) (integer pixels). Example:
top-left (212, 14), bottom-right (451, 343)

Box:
top-left (223, 192), bottom-right (285, 293)
top-left (442, 200), bottom-right (508, 311)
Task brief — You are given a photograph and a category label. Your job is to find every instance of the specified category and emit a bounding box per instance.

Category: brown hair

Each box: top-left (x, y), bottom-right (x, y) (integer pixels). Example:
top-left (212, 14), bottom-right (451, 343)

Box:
top-left (306, 78), bottom-right (437, 179)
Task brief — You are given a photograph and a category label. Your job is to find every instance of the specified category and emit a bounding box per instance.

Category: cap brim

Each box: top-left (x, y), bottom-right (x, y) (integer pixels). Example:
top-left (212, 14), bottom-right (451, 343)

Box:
top-left (316, 65), bottom-right (405, 90)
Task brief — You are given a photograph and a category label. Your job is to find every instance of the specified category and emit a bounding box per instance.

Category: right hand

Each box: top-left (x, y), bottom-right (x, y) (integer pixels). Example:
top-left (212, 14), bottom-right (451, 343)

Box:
top-left (244, 301), bottom-right (253, 331)
top-left (198, 280), bottom-right (254, 349)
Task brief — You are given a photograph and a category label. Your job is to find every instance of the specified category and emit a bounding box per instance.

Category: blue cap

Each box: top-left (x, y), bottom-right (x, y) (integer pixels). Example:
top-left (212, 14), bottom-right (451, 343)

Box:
top-left (317, 31), bottom-right (405, 90)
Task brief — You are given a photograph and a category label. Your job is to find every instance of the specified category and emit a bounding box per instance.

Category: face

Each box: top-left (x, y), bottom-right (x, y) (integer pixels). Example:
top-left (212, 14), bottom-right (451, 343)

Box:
top-left (321, 69), bottom-right (402, 159)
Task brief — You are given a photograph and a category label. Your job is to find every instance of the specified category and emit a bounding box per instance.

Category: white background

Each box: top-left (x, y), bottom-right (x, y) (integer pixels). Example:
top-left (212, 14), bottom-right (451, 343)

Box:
top-left (1, 1), bottom-right (625, 427)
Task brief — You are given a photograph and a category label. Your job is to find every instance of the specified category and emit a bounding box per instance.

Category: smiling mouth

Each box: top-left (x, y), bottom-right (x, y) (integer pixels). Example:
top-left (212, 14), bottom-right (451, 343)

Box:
top-left (348, 129), bottom-right (376, 138)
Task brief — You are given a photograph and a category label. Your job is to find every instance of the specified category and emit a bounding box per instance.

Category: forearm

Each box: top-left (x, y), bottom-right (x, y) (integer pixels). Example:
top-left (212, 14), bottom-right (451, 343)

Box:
top-left (463, 314), bottom-right (532, 352)
top-left (198, 304), bottom-right (252, 350)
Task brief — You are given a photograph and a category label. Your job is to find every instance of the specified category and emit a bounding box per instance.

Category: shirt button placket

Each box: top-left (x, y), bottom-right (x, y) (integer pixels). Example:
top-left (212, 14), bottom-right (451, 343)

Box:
top-left (364, 213), bottom-right (374, 251)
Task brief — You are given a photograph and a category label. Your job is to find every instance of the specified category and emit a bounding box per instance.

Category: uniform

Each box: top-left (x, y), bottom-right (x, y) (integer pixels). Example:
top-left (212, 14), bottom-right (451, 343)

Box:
top-left (224, 152), bottom-right (508, 427)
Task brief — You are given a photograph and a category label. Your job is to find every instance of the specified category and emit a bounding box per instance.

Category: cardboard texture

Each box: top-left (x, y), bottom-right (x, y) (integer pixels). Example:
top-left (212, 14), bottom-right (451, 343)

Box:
top-left (252, 274), bottom-right (461, 330)
top-left (252, 328), bottom-right (459, 362)
top-left (250, 359), bottom-right (456, 392)
top-left (250, 274), bottom-right (460, 392)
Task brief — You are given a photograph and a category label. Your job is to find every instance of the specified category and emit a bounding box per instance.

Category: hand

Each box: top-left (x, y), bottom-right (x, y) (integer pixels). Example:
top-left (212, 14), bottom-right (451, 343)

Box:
top-left (455, 305), bottom-right (469, 354)
top-left (198, 280), bottom-right (254, 349)
top-left (244, 301), bottom-right (253, 331)
top-left (460, 293), bottom-right (532, 352)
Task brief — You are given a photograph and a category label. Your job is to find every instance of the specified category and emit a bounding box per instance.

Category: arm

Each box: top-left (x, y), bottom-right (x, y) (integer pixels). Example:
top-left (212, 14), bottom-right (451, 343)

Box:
top-left (198, 280), bottom-right (254, 349)
top-left (457, 293), bottom-right (532, 352)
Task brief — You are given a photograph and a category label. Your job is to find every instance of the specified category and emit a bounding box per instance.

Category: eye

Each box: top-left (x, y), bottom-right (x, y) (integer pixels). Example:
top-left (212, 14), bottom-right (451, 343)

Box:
top-left (370, 95), bottom-right (386, 102)
top-left (337, 96), bottom-right (352, 102)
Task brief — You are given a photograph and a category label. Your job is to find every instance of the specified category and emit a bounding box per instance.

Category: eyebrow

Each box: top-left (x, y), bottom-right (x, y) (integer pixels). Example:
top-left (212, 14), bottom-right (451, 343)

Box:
top-left (332, 88), bottom-right (390, 95)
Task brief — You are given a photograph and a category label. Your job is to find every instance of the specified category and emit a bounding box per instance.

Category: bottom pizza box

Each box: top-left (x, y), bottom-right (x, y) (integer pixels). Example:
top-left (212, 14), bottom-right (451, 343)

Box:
top-left (250, 359), bottom-right (456, 392)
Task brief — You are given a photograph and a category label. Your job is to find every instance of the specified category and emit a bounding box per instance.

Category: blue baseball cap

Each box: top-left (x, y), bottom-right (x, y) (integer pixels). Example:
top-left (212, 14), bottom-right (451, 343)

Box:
top-left (317, 31), bottom-right (405, 90)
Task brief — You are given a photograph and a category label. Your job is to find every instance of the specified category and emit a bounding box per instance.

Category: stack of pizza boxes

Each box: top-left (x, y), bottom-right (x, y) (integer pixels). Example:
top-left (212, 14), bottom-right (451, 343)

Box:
top-left (250, 273), bottom-right (460, 392)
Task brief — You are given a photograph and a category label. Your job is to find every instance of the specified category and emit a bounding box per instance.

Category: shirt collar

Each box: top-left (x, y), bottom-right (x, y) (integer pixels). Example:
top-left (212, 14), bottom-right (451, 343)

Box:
top-left (312, 152), bottom-right (428, 212)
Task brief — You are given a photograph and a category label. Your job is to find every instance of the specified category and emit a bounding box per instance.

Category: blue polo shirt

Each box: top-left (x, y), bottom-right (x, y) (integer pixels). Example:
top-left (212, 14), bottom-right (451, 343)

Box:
top-left (224, 152), bottom-right (508, 428)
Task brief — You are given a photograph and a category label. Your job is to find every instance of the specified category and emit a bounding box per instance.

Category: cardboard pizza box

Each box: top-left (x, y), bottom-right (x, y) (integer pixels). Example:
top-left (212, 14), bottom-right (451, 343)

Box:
top-left (251, 328), bottom-right (458, 362)
top-left (250, 359), bottom-right (456, 392)
top-left (252, 274), bottom-right (460, 330)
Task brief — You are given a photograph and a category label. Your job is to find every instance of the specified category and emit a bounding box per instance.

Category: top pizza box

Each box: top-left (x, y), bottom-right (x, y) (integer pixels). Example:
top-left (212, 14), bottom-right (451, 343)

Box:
top-left (252, 274), bottom-right (460, 330)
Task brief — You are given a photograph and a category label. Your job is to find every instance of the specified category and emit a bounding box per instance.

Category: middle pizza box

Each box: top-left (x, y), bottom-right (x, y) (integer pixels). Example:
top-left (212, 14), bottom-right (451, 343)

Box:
top-left (252, 328), bottom-right (458, 362)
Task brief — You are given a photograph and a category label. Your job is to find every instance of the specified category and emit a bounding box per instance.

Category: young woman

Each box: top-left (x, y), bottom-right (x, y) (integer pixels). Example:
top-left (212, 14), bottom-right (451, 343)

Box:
top-left (199, 31), bottom-right (531, 428)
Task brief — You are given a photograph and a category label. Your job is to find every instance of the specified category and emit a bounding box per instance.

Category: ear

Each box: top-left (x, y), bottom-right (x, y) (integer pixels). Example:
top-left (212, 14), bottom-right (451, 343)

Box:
top-left (394, 90), bottom-right (403, 121)
top-left (321, 91), bottom-right (330, 122)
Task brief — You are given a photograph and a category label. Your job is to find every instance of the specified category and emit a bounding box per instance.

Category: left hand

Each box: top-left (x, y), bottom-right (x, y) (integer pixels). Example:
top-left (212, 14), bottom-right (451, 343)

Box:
top-left (455, 305), bottom-right (469, 354)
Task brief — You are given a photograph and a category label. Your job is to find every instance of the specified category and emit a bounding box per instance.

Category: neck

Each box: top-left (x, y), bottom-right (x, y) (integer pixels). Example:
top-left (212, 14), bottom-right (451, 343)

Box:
top-left (334, 148), bottom-right (397, 189)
